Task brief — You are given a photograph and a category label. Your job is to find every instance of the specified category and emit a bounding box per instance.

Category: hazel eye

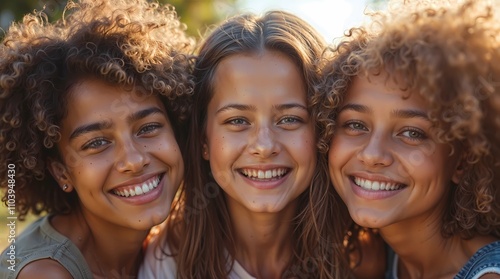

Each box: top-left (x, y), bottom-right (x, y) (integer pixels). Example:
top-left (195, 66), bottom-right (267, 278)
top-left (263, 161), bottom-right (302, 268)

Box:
top-left (400, 128), bottom-right (427, 140)
top-left (227, 118), bottom-right (249, 125)
top-left (82, 138), bottom-right (110, 150)
top-left (344, 121), bottom-right (367, 131)
top-left (278, 116), bottom-right (302, 125)
top-left (138, 123), bottom-right (163, 135)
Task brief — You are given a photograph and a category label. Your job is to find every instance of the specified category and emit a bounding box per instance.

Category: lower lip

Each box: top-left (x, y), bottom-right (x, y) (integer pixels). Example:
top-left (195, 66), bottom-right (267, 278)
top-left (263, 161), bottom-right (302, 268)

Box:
top-left (350, 179), bottom-right (404, 200)
top-left (240, 172), bottom-right (289, 190)
top-left (111, 176), bottom-right (165, 205)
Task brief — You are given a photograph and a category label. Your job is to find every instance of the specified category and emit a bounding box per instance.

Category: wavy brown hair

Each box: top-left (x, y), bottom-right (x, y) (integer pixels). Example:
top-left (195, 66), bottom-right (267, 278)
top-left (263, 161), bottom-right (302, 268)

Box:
top-left (316, 0), bottom-right (500, 239)
top-left (0, 0), bottom-right (194, 220)
top-left (162, 10), bottom-right (352, 279)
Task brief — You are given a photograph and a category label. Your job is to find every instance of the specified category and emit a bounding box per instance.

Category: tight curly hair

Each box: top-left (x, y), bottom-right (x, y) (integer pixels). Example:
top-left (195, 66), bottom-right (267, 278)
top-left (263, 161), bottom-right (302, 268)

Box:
top-left (0, 0), bottom-right (195, 220)
top-left (316, 0), bottom-right (500, 239)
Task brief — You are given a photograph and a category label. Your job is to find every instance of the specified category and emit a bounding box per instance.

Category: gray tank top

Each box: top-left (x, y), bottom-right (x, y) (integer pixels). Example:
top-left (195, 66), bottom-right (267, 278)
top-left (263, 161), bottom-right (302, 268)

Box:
top-left (0, 215), bottom-right (93, 279)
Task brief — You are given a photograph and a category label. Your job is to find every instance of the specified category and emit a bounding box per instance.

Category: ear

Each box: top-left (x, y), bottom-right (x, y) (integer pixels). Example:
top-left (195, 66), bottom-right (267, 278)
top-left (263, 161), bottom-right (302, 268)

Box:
top-left (47, 158), bottom-right (74, 192)
top-left (202, 143), bottom-right (209, 160)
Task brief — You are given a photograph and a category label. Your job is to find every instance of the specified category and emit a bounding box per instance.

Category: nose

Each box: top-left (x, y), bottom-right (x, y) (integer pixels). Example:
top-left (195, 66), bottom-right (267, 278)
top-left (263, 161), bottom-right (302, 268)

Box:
top-left (357, 133), bottom-right (393, 167)
top-left (115, 139), bottom-right (150, 173)
top-left (247, 125), bottom-right (280, 158)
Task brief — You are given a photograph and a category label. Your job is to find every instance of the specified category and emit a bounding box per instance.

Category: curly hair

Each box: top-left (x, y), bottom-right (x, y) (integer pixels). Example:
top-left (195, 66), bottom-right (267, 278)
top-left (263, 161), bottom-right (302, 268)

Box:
top-left (316, 0), bottom-right (500, 239)
top-left (163, 10), bottom-right (352, 279)
top-left (0, 0), bottom-right (195, 220)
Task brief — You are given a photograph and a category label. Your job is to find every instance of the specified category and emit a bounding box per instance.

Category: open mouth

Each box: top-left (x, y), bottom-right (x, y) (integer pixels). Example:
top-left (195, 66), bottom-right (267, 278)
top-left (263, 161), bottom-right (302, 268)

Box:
top-left (239, 168), bottom-right (290, 181)
top-left (350, 176), bottom-right (406, 191)
top-left (112, 174), bottom-right (164, 197)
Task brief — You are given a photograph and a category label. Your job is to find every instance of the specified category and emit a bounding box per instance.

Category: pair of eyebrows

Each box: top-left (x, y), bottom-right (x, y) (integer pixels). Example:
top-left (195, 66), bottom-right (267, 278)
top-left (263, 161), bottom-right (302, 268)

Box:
top-left (69, 107), bottom-right (165, 140)
top-left (216, 103), bottom-right (308, 115)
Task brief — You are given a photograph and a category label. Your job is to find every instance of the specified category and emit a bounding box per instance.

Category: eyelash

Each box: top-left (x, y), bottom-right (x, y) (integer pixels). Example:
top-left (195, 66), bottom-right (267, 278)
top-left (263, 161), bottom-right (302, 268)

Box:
top-left (80, 123), bottom-right (163, 151)
top-left (226, 118), bottom-right (249, 126)
top-left (82, 138), bottom-right (109, 150)
top-left (342, 121), bottom-right (428, 142)
top-left (399, 127), bottom-right (427, 141)
top-left (138, 123), bottom-right (163, 135)
top-left (343, 120), bottom-right (367, 131)
top-left (278, 116), bottom-right (303, 125)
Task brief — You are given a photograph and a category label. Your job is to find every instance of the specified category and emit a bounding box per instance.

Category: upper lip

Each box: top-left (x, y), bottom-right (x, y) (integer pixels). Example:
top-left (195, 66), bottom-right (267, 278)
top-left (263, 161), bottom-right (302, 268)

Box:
top-left (110, 172), bottom-right (164, 190)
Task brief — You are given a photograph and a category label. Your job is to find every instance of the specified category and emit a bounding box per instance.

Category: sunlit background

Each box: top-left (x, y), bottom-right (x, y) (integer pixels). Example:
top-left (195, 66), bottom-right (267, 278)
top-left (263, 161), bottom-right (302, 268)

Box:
top-left (0, 0), bottom-right (384, 42)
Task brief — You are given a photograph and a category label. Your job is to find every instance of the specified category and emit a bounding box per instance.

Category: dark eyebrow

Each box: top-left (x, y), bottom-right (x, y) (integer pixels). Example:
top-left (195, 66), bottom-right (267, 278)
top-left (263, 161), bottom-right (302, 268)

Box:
top-left (69, 107), bottom-right (164, 140)
top-left (69, 121), bottom-right (112, 140)
top-left (126, 107), bottom-right (164, 123)
top-left (216, 104), bottom-right (257, 114)
top-left (273, 103), bottom-right (308, 111)
top-left (338, 103), bottom-right (371, 114)
top-left (391, 109), bottom-right (429, 120)
top-left (339, 104), bottom-right (429, 120)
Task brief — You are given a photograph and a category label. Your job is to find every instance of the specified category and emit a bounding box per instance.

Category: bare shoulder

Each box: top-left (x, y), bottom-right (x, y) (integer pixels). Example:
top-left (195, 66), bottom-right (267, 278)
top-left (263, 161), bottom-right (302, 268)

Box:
top-left (17, 259), bottom-right (73, 279)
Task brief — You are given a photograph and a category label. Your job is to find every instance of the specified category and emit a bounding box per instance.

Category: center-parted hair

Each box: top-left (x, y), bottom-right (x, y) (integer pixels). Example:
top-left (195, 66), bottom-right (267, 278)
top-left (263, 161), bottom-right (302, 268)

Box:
top-left (164, 10), bottom-right (352, 279)
top-left (0, 0), bottom-right (194, 219)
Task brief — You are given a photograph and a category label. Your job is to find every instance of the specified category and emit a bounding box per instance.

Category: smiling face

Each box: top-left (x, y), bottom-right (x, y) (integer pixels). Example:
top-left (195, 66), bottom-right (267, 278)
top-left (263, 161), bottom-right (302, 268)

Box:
top-left (203, 50), bottom-right (316, 213)
top-left (52, 78), bottom-right (183, 230)
top-left (329, 75), bottom-right (462, 229)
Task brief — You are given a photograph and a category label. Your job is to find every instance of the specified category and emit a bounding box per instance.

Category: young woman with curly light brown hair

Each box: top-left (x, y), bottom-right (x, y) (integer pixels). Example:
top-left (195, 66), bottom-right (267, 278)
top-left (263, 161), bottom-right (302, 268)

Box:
top-left (140, 10), bottom-right (356, 279)
top-left (318, 0), bottom-right (500, 278)
top-left (0, 0), bottom-right (194, 278)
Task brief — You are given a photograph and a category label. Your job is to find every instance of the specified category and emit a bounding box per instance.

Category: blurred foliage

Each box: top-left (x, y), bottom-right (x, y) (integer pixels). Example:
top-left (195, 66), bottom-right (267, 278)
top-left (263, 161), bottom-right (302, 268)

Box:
top-left (0, 0), bottom-right (238, 39)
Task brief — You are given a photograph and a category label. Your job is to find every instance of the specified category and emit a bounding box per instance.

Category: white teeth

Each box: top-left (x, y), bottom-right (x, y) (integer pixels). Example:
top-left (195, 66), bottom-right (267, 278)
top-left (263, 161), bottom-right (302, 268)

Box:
top-left (113, 175), bottom-right (162, 197)
top-left (135, 186), bottom-right (143, 195)
top-left (354, 177), bottom-right (402, 191)
top-left (241, 168), bottom-right (288, 179)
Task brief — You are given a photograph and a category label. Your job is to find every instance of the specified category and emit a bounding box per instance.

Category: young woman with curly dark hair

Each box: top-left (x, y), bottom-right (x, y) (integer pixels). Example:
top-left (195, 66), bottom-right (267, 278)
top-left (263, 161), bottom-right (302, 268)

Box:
top-left (318, 0), bottom-right (500, 278)
top-left (0, 0), bottom-right (194, 278)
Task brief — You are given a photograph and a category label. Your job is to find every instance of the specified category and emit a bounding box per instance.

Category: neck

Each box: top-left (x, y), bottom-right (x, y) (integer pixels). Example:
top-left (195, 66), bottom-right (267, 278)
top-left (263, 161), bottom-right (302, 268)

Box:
top-left (381, 215), bottom-right (495, 279)
top-left (53, 209), bottom-right (149, 278)
top-left (227, 197), bottom-right (297, 279)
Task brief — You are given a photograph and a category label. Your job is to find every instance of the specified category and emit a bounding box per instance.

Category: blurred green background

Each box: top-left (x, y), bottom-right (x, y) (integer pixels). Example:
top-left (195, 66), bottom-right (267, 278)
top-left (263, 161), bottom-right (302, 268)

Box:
top-left (0, 0), bottom-right (239, 40)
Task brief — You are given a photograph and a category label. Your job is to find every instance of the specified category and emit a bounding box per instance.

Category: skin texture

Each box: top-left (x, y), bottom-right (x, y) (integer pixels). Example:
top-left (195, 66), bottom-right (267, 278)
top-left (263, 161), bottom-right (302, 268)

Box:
top-left (33, 78), bottom-right (184, 278)
top-left (329, 74), bottom-right (461, 229)
top-left (329, 74), bottom-right (497, 278)
top-left (52, 78), bottom-right (183, 230)
top-left (202, 50), bottom-right (316, 278)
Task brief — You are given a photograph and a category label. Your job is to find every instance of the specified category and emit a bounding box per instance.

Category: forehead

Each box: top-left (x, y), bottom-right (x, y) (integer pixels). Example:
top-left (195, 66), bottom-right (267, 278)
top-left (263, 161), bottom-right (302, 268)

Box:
top-left (346, 75), bottom-right (428, 107)
top-left (63, 79), bottom-right (163, 123)
top-left (210, 50), bottom-right (307, 102)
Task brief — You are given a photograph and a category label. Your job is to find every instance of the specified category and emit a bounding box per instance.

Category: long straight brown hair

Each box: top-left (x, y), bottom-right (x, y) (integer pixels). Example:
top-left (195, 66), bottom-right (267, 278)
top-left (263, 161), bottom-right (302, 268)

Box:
top-left (166, 10), bottom-right (352, 278)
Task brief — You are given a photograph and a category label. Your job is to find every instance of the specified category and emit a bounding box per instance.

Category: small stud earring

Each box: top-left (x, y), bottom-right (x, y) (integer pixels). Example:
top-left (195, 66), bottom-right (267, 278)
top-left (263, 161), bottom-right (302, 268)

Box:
top-left (63, 184), bottom-right (68, 191)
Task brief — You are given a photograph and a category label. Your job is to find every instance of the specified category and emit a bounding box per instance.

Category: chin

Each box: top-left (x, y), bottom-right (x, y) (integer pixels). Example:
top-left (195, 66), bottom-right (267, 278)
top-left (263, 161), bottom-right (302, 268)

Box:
top-left (246, 202), bottom-right (286, 213)
top-left (350, 210), bottom-right (386, 229)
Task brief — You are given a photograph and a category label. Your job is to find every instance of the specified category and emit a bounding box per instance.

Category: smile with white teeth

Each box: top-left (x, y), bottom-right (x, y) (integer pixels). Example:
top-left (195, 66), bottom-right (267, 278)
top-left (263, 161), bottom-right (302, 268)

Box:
top-left (112, 175), bottom-right (162, 197)
top-left (353, 176), bottom-right (404, 191)
top-left (240, 168), bottom-right (289, 180)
